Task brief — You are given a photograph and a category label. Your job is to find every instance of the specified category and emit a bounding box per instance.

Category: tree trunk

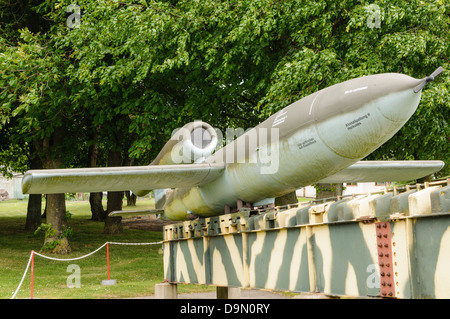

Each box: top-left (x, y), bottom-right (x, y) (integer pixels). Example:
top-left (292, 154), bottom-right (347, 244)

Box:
top-left (35, 130), bottom-right (71, 254)
top-left (25, 194), bottom-right (42, 231)
top-left (87, 136), bottom-right (107, 221)
top-left (107, 190), bottom-right (123, 215)
top-left (315, 183), bottom-right (343, 200)
top-left (105, 150), bottom-right (124, 234)
top-left (104, 216), bottom-right (123, 235)
top-left (417, 175), bottom-right (431, 183)
top-left (25, 154), bottom-right (43, 231)
top-left (90, 192), bottom-right (106, 221)
top-left (125, 191), bottom-right (137, 206)
top-left (44, 193), bottom-right (71, 254)
top-left (274, 191), bottom-right (297, 207)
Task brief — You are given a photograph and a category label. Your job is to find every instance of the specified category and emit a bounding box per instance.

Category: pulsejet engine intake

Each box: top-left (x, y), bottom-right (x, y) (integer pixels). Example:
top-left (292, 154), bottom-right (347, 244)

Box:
top-left (132, 121), bottom-right (219, 197)
top-left (153, 120), bottom-right (218, 165)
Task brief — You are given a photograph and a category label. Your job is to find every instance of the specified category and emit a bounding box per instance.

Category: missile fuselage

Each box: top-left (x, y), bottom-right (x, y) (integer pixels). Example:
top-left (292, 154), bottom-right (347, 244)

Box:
top-left (21, 70), bottom-right (443, 221)
top-left (163, 73), bottom-right (423, 220)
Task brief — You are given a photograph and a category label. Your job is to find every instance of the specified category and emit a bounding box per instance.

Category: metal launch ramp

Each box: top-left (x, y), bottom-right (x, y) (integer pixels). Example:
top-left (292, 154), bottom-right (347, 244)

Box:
top-left (162, 179), bottom-right (450, 298)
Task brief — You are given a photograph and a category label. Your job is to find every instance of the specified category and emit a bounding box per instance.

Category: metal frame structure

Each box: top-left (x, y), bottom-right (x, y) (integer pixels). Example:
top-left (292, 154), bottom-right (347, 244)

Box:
top-left (162, 179), bottom-right (450, 298)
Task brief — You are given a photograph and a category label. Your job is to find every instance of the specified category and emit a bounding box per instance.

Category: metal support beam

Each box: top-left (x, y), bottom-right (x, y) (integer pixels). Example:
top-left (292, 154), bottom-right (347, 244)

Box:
top-left (163, 181), bottom-right (450, 299)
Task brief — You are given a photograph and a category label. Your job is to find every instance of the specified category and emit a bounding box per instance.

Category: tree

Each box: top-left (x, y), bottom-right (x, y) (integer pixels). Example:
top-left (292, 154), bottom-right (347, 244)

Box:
top-left (1, 0), bottom-right (447, 254)
top-left (0, 0), bottom-right (53, 231)
top-left (86, 127), bottom-right (107, 221)
top-left (0, 28), bottom-right (83, 252)
top-left (247, 0), bottom-right (449, 176)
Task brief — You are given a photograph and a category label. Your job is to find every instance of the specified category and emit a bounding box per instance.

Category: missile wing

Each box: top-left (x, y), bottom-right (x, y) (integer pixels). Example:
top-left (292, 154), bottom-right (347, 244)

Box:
top-left (317, 160), bottom-right (445, 184)
top-left (22, 163), bottom-right (225, 195)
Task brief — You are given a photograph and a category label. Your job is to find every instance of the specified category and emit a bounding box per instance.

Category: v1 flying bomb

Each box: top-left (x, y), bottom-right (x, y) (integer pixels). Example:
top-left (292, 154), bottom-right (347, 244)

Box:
top-left (22, 68), bottom-right (445, 220)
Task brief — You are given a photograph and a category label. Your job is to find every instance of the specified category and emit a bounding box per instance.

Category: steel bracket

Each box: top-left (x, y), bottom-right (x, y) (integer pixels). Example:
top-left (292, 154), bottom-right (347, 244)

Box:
top-left (376, 221), bottom-right (396, 298)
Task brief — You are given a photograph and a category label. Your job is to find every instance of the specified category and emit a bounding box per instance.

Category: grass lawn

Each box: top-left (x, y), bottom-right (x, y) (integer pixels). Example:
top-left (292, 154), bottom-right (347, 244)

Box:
top-left (0, 198), bottom-right (214, 299)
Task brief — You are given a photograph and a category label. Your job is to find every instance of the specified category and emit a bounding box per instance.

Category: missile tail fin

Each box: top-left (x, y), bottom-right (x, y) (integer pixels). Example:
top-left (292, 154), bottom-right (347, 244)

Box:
top-left (318, 160), bottom-right (445, 183)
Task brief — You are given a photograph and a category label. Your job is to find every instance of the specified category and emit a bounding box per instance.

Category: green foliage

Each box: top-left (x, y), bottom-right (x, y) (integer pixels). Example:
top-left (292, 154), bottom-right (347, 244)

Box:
top-left (313, 184), bottom-right (337, 194)
top-left (62, 226), bottom-right (73, 239)
top-left (34, 222), bottom-right (73, 252)
top-left (34, 209), bottom-right (73, 252)
top-left (0, 0), bottom-right (448, 176)
top-left (65, 193), bottom-right (77, 201)
top-left (34, 223), bottom-right (57, 238)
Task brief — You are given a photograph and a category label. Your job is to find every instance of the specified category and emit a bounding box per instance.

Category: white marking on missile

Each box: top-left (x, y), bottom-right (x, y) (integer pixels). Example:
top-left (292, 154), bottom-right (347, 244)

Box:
top-left (344, 86), bottom-right (368, 94)
top-left (272, 117), bottom-right (286, 127)
top-left (272, 109), bottom-right (288, 127)
top-left (309, 94), bottom-right (319, 115)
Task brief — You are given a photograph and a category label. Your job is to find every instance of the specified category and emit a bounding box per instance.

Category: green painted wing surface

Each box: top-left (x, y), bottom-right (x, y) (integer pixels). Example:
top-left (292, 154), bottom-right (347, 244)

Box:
top-left (318, 160), bottom-right (445, 183)
top-left (22, 163), bottom-right (225, 194)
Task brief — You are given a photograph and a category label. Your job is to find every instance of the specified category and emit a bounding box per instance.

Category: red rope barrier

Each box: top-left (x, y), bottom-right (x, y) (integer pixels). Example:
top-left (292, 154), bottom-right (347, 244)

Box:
top-left (10, 241), bottom-right (161, 298)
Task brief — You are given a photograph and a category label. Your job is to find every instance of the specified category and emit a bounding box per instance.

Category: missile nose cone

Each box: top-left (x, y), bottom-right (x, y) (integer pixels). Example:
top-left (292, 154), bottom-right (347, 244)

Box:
top-left (376, 85), bottom-right (421, 123)
top-left (314, 71), bottom-right (431, 159)
top-left (373, 72), bottom-right (429, 123)
top-left (377, 67), bottom-right (443, 123)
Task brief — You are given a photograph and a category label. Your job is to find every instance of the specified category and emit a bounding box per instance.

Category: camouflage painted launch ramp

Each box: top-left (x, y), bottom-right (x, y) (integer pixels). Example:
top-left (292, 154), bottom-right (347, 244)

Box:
top-left (162, 180), bottom-right (450, 298)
